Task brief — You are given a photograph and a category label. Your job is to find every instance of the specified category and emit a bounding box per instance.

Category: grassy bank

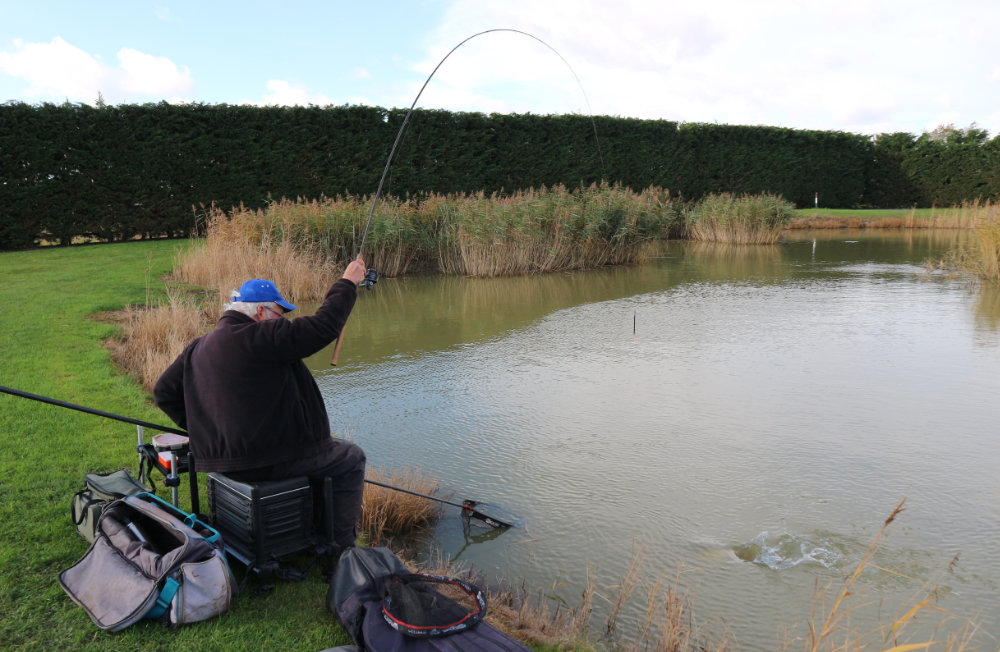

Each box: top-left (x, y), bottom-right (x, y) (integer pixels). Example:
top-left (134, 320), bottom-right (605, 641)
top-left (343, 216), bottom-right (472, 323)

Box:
top-left (790, 200), bottom-right (997, 229)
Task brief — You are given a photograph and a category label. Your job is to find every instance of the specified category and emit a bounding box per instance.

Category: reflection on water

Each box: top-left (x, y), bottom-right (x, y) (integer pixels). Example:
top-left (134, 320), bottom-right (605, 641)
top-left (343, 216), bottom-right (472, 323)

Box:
top-left (451, 519), bottom-right (510, 562)
top-left (974, 284), bottom-right (1000, 333)
top-left (309, 229), bottom-right (999, 649)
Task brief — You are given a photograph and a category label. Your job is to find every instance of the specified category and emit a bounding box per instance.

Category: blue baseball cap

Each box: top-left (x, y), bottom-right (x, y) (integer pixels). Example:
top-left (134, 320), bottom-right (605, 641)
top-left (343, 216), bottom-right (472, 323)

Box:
top-left (232, 279), bottom-right (297, 312)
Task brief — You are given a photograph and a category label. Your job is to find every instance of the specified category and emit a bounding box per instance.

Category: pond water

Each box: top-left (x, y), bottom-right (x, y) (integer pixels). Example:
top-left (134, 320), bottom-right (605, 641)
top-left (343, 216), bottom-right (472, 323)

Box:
top-left (307, 230), bottom-right (1000, 649)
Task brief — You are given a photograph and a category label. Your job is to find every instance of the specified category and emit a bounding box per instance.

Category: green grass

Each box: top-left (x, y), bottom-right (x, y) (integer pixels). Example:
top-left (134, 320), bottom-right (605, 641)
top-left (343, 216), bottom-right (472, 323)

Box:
top-left (0, 240), bottom-right (364, 650)
top-left (791, 207), bottom-right (919, 218)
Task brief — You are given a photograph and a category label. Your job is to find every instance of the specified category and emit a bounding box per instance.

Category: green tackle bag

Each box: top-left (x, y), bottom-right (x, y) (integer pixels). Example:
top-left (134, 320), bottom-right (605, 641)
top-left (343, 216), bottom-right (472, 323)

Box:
top-left (71, 469), bottom-right (149, 543)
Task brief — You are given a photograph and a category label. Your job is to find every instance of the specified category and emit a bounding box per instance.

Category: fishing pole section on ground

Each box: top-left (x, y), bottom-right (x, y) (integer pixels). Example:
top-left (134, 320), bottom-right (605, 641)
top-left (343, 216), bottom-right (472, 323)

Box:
top-left (0, 384), bottom-right (512, 529)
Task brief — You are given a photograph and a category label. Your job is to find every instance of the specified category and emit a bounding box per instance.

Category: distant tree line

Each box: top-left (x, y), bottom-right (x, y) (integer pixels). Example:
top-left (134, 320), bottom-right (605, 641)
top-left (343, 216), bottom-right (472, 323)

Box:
top-left (1, 102), bottom-right (997, 250)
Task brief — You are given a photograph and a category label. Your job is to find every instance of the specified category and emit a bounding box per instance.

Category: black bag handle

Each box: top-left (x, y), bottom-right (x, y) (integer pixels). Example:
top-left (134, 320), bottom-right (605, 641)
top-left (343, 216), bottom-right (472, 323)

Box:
top-left (71, 490), bottom-right (104, 526)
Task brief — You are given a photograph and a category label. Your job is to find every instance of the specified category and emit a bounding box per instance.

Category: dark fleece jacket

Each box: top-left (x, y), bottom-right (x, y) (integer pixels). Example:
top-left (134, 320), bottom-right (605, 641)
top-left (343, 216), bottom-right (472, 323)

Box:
top-left (153, 278), bottom-right (357, 472)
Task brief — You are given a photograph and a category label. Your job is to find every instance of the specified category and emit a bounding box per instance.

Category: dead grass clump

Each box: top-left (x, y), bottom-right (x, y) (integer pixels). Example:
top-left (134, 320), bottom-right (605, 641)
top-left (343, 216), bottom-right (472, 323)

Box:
top-left (361, 467), bottom-right (443, 546)
top-left (411, 552), bottom-right (599, 650)
top-left (105, 289), bottom-right (214, 392)
top-left (616, 553), bottom-right (730, 652)
top-left (175, 203), bottom-right (342, 304)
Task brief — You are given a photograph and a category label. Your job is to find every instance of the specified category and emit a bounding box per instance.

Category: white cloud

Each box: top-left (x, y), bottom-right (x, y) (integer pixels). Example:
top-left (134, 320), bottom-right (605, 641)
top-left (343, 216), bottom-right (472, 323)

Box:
top-left (413, 0), bottom-right (1000, 136)
top-left (116, 48), bottom-right (193, 96)
top-left (260, 79), bottom-right (335, 106)
top-left (0, 37), bottom-right (105, 100)
top-left (0, 37), bottom-right (193, 104)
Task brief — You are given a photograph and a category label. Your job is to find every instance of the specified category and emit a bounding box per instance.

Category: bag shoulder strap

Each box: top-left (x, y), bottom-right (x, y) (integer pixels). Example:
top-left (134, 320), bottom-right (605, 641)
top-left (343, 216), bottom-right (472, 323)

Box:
top-left (145, 576), bottom-right (180, 621)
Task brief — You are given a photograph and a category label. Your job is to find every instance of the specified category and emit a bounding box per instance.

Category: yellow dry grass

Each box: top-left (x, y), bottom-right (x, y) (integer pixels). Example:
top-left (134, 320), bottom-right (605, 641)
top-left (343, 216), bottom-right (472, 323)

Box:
top-left (105, 288), bottom-right (214, 392)
top-left (175, 204), bottom-right (342, 304)
top-left (360, 467), bottom-right (442, 546)
top-left (789, 201), bottom-right (997, 230)
top-left (687, 193), bottom-right (793, 244)
top-left (795, 499), bottom-right (978, 652)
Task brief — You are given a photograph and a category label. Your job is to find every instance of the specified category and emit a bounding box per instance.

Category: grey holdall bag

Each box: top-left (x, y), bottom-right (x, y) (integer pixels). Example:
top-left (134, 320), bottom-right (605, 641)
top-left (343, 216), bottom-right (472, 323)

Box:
top-left (71, 469), bottom-right (149, 543)
top-left (60, 492), bottom-right (235, 631)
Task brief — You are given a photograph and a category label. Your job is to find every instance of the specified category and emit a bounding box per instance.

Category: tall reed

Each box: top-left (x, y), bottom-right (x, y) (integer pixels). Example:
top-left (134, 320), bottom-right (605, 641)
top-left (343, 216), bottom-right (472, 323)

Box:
top-left (437, 184), bottom-right (677, 276)
top-left (175, 185), bottom-right (679, 290)
top-left (173, 202), bottom-right (343, 304)
top-left (947, 201), bottom-right (1000, 282)
top-left (686, 193), bottom-right (795, 244)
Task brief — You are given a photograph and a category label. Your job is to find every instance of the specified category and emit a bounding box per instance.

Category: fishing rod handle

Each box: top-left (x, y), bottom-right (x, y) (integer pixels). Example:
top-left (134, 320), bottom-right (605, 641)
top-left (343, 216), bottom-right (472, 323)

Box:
top-left (330, 325), bottom-right (346, 366)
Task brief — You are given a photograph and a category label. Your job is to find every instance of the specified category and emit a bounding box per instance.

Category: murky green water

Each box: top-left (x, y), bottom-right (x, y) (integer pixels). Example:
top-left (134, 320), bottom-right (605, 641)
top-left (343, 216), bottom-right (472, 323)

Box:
top-left (306, 230), bottom-right (1000, 649)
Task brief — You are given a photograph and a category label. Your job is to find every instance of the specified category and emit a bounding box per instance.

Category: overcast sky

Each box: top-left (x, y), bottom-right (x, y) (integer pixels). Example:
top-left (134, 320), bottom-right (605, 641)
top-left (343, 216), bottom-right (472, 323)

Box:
top-left (2, 1), bottom-right (998, 137)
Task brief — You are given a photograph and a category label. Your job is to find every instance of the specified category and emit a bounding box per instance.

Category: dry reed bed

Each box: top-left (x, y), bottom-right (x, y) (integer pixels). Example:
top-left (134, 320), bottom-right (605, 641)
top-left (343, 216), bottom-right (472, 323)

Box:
top-left (173, 184), bottom-right (678, 302)
top-left (686, 193), bottom-right (794, 244)
top-left (948, 202), bottom-right (1000, 282)
top-left (105, 289), bottom-right (215, 393)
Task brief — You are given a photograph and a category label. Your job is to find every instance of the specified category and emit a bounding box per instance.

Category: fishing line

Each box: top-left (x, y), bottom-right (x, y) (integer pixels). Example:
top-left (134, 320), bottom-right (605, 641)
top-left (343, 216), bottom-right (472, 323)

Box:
top-left (334, 28), bottom-right (605, 364)
top-left (355, 27), bottom-right (606, 260)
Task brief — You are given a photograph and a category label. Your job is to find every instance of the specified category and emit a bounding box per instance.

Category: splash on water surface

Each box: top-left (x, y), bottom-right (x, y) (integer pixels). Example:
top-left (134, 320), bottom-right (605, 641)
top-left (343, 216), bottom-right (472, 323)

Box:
top-left (734, 531), bottom-right (843, 570)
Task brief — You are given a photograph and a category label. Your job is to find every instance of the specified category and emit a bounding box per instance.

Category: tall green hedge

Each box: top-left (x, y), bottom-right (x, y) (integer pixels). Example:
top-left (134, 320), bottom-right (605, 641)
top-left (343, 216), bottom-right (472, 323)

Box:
top-left (1, 102), bottom-right (998, 250)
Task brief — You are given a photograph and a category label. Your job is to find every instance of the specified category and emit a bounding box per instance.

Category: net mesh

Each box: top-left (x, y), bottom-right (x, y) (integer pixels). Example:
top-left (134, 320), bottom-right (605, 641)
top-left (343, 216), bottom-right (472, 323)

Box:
top-left (381, 573), bottom-right (485, 637)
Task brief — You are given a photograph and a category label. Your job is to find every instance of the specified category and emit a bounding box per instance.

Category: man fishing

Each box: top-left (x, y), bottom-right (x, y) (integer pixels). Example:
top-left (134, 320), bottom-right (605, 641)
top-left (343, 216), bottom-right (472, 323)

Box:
top-left (153, 256), bottom-right (368, 555)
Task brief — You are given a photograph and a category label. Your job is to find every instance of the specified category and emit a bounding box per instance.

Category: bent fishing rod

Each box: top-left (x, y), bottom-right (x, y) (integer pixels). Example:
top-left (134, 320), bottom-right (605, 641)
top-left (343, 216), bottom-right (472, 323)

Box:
top-left (0, 384), bottom-right (510, 528)
top-left (330, 27), bottom-right (603, 366)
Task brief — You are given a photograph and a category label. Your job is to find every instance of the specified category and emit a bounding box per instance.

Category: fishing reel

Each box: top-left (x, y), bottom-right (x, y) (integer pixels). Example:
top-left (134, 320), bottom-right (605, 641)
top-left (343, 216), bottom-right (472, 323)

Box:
top-left (359, 267), bottom-right (381, 290)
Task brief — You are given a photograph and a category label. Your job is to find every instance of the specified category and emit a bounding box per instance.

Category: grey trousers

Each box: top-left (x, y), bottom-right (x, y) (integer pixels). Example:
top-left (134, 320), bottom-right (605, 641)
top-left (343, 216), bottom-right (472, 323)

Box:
top-left (226, 438), bottom-right (366, 548)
